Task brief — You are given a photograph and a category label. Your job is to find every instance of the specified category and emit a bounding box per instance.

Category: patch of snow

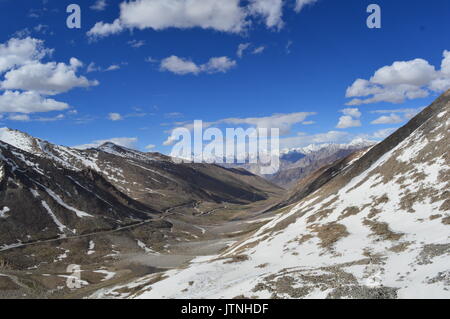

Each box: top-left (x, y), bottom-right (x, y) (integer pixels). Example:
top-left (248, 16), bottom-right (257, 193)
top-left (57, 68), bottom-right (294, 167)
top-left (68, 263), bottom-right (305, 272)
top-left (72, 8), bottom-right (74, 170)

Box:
top-left (41, 200), bottom-right (71, 233)
top-left (94, 269), bottom-right (116, 281)
top-left (87, 240), bottom-right (95, 255)
top-left (33, 180), bottom-right (93, 218)
top-left (137, 240), bottom-right (158, 254)
top-left (0, 206), bottom-right (10, 218)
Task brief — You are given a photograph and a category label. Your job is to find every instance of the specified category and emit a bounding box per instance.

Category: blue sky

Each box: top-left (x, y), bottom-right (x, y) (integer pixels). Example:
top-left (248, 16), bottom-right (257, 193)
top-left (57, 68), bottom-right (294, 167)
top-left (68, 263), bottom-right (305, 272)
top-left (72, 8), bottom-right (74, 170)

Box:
top-left (0, 0), bottom-right (449, 153)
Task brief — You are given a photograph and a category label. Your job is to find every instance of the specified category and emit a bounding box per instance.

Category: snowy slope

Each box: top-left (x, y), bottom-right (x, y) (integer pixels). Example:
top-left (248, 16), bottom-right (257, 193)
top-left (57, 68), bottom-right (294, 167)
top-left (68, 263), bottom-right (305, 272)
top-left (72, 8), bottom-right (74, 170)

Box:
top-left (0, 140), bottom-right (159, 248)
top-left (92, 90), bottom-right (450, 299)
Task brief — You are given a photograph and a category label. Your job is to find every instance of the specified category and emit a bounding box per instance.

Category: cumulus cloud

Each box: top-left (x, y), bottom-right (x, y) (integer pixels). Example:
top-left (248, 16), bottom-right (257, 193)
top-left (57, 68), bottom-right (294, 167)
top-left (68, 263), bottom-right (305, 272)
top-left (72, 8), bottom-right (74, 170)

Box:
top-left (145, 144), bottom-right (156, 151)
top-left (0, 37), bottom-right (51, 73)
top-left (336, 115), bottom-right (361, 129)
top-left (346, 50), bottom-right (450, 105)
top-left (1, 58), bottom-right (98, 95)
top-left (336, 108), bottom-right (361, 129)
top-left (160, 56), bottom-right (200, 75)
top-left (87, 19), bottom-right (124, 39)
top-left (0, 37), bottom-right (98, 114)
top-left (87, 0), bottom-right (320, 39)
top-left (248, 0), bottom-right (284, 29)
top-left (74, 137), bottom-right (138, 150)
top-left (87, 0), bottom-right (247, 38)
top-left (341, 108), bottom-right (361, 118)
top-left (160, 55), bottom-right (236, 75)
top-left (0, 90), bottom-right (69, 113)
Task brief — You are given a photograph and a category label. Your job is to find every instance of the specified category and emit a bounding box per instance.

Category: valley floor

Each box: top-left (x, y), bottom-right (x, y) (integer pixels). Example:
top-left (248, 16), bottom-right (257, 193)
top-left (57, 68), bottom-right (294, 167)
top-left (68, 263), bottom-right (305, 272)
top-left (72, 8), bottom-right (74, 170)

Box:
top-left (0, 198), bottom-right (281, 299)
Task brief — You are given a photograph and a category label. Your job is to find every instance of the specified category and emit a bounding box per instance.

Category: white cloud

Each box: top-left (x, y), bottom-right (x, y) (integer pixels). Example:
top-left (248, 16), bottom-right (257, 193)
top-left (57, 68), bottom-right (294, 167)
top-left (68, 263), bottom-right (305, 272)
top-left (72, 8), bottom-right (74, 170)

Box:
top-left (371, 113), bottom-right (404, 125)
top-left (87, 0), bottom-right (247, 38)
top-left (0, 91), bottom-right (69, 113)
top-left (336, 108), bottom-right (361, 129)
top-left (8, 114), bottom-right (30, 121)
top-left (87, 62), bottom-right (122, 73)
top-left (163, 111), bottom-right (316, 145)
top-left (346, 51), bottom-right (450, 105)
top-left (160, 56), bottom-right (200, 75)
top-left (87, 0), bottom-right (320, 38)
top-left (87, 62), bottom-right (101, 73)
top-left (248, 0), bottom-right (284, 29)
top-left (371, 59), bottom-right (436, 87)
top-left (341, 108), bottom-right (361, 118)
top-left (34, 24), bottom-right (50, 34)
top-left (34, 114), bottom-right (65, 122)
top-left (87, 19), bottom-right (124, 39)
top-left (237, 43), bottom-right (251, 58)
top-left (441, 50), bottom-right (450, 75)
top-left (252, 46), bottom-right (266, 55)
top-left (74, 137), bottom-right (138, 150)
top-left (91, 0), bottom-right (107, 11)
top-left (12, 28), bottom-right (31, 38)
top-left (128, 39), bottom-right (145, 48)
top-left (0, 37), bottom-right (97, 115)
top-left (1, 58), bottom-right (98, 95)
top-left (371, 128), bottom-right (396, 139)
top-left (202, 57), bottom-right (236, 73)
top-left (145, 144), bottom-right (156, 151)
top-left (105, 64), bottom-right (121, 72)
top-left (0, 37), bottom-right (51, 73)
top-left (295, 0), bottom-right (318, 13)
top-left (370, 107), bottom-right (423, 125)
top-left (108, 113), bottom-right (123, 121)
top-left (6, 113), bottom-right (65, 122)
top-left (371, 107), bottom-right (422, 119)
top-left (217, 112), bottom-right (315, 135)
top-left (160, 55), bottom-right (236, 75)
top-left (336, 115), bottom-right (361, 129)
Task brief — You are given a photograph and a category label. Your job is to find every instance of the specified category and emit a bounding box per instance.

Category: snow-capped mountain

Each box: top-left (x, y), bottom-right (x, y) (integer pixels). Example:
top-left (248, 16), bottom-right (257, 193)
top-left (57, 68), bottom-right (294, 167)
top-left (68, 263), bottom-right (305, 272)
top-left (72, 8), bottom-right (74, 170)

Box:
top-left (280, 138), bottom-right (375, 157)
top-left (229, 138), bottom-right (376, 188)
top-left (94, 89), bottom-right (450, 299)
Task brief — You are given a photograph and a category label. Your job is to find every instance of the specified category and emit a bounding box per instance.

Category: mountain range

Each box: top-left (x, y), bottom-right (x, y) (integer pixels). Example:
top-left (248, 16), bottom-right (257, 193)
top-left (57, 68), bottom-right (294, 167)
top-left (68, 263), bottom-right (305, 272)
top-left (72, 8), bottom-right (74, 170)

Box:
top-left (89, 89), bottom-right (450, 299)
top-left (0, 90), bottom-right (449, 299)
